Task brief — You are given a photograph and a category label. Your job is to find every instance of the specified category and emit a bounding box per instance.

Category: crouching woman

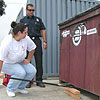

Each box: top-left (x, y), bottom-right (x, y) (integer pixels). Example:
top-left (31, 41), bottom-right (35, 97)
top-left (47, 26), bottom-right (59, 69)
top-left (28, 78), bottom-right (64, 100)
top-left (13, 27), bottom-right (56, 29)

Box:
top-left (0, 22), bottom-right (36, 97)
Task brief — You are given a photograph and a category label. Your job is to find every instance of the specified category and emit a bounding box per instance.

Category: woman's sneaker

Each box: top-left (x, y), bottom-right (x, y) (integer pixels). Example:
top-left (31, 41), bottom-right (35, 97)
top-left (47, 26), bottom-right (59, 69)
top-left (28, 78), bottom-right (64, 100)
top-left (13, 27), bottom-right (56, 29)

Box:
top-left (7, 90), bottom-right (15, 97)
top-left (16, 89), bottom-right (29, 94)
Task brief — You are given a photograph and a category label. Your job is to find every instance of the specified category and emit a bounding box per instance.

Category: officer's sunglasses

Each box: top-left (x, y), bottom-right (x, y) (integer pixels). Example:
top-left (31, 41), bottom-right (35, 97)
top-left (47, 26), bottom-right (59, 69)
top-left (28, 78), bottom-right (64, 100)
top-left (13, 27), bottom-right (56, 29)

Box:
top-left (27, 9), bottom-right (35, 12)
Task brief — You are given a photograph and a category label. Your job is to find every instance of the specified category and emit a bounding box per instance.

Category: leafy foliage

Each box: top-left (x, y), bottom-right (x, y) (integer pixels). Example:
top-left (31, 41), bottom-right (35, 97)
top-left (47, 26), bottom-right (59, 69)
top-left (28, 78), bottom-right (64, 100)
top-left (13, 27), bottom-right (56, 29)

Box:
top-left (0, 0), bottom-right (6, 16)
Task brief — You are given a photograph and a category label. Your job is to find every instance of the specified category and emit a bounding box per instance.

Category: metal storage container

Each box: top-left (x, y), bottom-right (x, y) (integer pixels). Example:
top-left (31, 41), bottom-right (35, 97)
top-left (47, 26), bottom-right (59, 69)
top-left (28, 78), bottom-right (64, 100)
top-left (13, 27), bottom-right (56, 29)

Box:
top-left (58, 4), bottom-right (100, 96)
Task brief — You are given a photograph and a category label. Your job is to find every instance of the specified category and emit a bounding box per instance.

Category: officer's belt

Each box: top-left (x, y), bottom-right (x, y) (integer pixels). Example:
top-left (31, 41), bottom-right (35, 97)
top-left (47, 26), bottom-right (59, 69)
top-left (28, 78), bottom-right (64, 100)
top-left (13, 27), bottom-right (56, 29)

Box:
top-left (32, 37), bottom-right (40, 40)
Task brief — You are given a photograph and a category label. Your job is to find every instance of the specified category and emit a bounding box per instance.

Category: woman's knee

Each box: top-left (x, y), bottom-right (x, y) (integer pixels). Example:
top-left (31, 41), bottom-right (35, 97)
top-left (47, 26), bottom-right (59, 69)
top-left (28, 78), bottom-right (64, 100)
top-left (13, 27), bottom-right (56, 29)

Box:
top-left (15, 70), bottom-right (26, 78)
top-left (28, 64), bottom-right (37, 76)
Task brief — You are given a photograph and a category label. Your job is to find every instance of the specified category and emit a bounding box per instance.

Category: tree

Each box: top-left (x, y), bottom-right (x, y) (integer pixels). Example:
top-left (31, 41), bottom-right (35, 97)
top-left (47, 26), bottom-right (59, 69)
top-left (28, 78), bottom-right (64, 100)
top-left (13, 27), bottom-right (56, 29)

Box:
top-left (0, 0), bottom-right (6, 16)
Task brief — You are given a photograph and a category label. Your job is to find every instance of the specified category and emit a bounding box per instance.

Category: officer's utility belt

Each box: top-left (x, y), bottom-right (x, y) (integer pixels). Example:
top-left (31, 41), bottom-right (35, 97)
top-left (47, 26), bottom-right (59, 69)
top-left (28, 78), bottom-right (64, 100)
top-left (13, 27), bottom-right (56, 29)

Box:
top-left (32, 36), bottom-right (40, 40)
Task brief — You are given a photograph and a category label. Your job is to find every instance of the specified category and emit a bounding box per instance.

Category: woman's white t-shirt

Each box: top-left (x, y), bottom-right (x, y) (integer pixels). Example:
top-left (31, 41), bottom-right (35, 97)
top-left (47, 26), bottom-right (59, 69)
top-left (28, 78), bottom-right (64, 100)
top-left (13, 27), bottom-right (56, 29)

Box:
top-left (0, 35), bottom-right (36, 63)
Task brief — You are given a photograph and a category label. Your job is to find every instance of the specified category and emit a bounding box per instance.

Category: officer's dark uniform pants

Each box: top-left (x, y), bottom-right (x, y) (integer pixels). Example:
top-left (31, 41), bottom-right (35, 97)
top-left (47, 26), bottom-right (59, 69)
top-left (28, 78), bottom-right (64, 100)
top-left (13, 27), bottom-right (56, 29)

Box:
top-left (32, 37), bottom-right (43, 82)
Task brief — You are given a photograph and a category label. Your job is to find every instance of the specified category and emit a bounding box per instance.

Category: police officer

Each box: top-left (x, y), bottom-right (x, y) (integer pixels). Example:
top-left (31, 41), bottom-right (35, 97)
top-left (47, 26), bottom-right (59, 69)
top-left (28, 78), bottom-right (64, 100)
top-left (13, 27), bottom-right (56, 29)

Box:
top-left (20, 4), bottom-right (47, 88)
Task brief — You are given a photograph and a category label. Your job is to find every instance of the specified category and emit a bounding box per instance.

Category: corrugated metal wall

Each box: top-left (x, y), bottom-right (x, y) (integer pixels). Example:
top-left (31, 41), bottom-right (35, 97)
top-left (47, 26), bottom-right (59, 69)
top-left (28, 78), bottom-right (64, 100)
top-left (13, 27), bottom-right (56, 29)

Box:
top-left (27, 0), bottom-right (99, 77)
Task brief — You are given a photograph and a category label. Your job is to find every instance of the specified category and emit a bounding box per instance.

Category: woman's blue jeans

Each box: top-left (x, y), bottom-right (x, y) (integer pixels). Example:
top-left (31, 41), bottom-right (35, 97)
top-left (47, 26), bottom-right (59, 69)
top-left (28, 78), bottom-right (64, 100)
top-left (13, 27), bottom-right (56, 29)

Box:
top-left (2, 63), bottom-right (36, 92)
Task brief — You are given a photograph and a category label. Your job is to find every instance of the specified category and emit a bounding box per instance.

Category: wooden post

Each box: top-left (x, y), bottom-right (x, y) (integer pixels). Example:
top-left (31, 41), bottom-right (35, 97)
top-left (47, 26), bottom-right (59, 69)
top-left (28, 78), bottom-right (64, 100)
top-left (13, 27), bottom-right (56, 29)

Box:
top-left (65, 87), bottom-right (80, 100)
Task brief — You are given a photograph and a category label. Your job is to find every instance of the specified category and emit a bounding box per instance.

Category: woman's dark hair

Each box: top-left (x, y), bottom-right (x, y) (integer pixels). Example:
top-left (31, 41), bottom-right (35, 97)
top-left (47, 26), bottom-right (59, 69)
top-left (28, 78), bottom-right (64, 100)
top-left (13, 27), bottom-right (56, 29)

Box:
top-left (11, 21), bottom-right (27, 35)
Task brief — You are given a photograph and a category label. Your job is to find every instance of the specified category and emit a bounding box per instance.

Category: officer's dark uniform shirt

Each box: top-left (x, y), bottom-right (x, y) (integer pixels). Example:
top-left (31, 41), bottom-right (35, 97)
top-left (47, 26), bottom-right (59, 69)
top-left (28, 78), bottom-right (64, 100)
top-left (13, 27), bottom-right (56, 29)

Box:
top-left (20, 15), bottom-right (46, 38)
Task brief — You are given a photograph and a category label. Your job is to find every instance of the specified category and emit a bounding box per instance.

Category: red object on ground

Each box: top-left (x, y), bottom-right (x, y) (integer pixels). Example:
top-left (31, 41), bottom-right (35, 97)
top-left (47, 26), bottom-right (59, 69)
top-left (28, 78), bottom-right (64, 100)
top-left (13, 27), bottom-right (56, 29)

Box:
top-left (3, 74), bottom-right (11, 86)
top-left (31, 78), bottom-right (35, 85)
top-left (3, 75), bottom-right (35, 86)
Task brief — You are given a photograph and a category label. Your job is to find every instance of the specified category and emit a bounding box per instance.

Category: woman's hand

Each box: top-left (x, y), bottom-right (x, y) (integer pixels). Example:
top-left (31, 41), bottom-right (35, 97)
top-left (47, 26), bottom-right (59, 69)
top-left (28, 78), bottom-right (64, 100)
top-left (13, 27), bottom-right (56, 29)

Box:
top-left (0, 73), bottom-right (5, 79)
top-left (21, 59), bottom-right (30, 64)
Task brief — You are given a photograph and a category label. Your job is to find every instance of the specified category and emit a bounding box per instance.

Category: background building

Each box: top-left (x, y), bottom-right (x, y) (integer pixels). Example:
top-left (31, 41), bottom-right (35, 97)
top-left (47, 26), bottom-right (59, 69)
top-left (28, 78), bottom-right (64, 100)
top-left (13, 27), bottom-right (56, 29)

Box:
top-left (16, 7), bottom-right (24, 23)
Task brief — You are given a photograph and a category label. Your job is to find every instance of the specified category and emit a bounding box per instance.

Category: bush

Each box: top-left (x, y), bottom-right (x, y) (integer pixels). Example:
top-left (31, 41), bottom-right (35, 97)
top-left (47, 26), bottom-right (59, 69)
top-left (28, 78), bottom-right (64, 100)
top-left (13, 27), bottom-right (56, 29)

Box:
top-left (0, 0), bottom-right (6, 16)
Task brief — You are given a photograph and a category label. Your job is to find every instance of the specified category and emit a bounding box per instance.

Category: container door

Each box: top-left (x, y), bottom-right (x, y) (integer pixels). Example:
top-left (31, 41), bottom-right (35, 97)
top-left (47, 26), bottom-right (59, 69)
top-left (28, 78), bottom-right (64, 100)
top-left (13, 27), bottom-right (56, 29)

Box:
top-left (69, 23), bottom-right (86, 88)
top-left (85, 16), bottom-right (100, 95)
top-left (59, 29), bottom-right (70, 82)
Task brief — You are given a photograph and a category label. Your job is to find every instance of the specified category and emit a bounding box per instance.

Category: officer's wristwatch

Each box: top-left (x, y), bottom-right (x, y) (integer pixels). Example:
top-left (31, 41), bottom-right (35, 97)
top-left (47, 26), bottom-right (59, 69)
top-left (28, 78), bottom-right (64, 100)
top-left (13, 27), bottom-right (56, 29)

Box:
top-left (43, 40), bottom-right (47, 43)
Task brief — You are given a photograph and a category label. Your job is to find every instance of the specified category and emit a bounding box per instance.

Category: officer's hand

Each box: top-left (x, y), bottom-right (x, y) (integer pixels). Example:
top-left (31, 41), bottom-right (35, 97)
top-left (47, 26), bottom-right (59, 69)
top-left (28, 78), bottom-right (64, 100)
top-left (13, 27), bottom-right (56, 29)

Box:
top-left (43, 42), bottom-right (47, 49)
top-left (0, 73), bottom-right (5, 79)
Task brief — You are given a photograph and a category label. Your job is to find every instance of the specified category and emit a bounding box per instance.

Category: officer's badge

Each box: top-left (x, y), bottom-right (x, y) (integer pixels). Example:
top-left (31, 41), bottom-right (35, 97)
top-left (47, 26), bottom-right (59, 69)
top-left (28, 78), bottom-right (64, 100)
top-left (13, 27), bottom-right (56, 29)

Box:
top-left (36, 18), bottom-right (39, 22)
